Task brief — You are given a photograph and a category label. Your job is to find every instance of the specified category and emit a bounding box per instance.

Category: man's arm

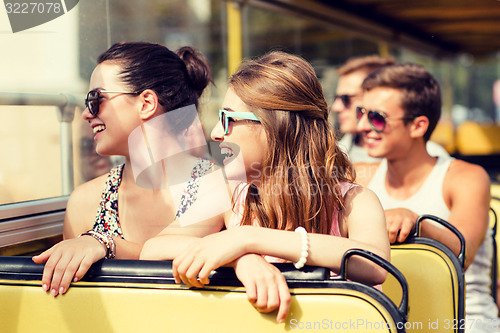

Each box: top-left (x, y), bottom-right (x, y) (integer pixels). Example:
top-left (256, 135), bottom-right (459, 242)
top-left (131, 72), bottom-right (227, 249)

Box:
top-left (435, 159), bottom-right (491, 269)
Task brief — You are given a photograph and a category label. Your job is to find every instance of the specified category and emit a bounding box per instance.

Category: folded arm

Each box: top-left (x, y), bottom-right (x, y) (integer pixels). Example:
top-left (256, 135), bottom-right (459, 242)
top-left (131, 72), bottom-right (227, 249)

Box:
top-left (172, 186), bottom-right (389, 322)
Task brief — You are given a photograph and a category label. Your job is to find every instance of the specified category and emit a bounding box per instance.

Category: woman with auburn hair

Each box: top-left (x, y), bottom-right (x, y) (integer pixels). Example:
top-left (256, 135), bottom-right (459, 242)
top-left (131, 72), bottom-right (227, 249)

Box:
top-left (143, 51), bottom-right (390, 323)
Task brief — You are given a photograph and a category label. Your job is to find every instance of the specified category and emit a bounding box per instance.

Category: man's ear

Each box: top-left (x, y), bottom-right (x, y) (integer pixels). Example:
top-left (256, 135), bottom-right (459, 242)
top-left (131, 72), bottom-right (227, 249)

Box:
top-left (410, 115), bottom-right (429, 139)
top-left (138, 89), bottom-right (159, 120)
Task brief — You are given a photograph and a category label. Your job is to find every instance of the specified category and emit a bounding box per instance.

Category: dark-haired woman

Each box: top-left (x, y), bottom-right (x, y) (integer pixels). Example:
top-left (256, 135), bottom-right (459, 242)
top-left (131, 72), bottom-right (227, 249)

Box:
top-left (33, 42), bottom-right (227, 296)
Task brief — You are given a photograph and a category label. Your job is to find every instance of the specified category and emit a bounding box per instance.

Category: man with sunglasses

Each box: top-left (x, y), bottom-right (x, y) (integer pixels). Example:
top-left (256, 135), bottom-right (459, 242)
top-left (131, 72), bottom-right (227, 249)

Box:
top-left (355, 63), bottom-right (496, 333)
top-left (332, 55), bottom-right (395, 162)
top-left (333, 55), bottom-right (448, 162)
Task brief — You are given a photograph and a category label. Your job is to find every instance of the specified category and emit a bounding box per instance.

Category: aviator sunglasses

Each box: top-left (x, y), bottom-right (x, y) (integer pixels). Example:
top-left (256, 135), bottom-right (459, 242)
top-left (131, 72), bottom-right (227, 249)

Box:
top-left (334, 94), bottom-right (358, 108)
top-left (219, 109), bottom-right (260, 135)
top-left (356, 106), bottom-right (415, 133)
top-left (85, 88), bottom-right (138, 116)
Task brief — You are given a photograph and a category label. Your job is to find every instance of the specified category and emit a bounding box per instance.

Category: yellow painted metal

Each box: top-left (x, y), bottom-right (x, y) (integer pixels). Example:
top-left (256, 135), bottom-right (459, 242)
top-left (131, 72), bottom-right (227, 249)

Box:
top-left (0, 280), bottom-right (400, 333)
top-left (383, 243), bottom-right (463, 333)
top-left (430, 121), bottom-right (456, 155)
top-left (378, 42), bottom-right (390, 58)
top-left (226, 1), bottom-right (242, 76)
top-left (456, 121), bottom-right (500, 155)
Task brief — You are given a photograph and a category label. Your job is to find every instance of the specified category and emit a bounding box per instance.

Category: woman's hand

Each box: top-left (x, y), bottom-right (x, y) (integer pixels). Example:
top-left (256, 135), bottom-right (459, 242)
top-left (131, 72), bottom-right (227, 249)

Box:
top-left (172, 227), bottom-right (292, 322)
top-left (32, 236), bottom-right (107, 296)
top-left (172, 228), bottom-right (248, 287)
top-left (233, 254), bottom-right (291, 323)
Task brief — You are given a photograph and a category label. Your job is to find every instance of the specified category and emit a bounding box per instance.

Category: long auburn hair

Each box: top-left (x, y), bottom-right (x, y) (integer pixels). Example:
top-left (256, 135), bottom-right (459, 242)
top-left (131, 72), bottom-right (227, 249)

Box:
top-left (230, 51), bottom-right (355, 234)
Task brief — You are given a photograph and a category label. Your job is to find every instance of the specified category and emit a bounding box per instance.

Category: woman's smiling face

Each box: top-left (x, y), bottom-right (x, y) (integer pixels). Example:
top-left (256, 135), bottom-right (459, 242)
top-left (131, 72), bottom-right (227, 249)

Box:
top-left (211, 87), bottom-right (268, 185)
top-left (82, 62), bottom-right (141, 158)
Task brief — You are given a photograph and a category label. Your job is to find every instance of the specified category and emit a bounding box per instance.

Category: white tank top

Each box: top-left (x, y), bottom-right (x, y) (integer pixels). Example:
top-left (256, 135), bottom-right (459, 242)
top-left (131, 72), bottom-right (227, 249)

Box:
top-left (368, 156), bottom-right (498, 330)
top-left (367, 155), bottom-right (452, 219)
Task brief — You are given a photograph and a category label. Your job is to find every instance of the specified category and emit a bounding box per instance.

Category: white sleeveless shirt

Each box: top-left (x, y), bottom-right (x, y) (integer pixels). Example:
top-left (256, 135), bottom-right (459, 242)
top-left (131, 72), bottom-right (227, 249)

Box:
top-left (368, 156), bottom-right (498, 332)
top-left (367, 156), bottom-right (452, 218)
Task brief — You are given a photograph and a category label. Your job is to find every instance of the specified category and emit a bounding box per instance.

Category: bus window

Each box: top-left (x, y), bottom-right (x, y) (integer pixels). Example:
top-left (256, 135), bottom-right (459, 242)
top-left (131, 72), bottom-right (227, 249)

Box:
top-left (0, 0), bottom-right (226, 207)
top-left (0, 106), bottom-right (62, 205)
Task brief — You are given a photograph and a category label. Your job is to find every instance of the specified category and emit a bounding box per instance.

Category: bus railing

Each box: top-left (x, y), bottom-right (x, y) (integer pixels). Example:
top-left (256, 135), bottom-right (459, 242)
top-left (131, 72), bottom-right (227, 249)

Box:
top-left (0, 91), bottom-right (85, 196)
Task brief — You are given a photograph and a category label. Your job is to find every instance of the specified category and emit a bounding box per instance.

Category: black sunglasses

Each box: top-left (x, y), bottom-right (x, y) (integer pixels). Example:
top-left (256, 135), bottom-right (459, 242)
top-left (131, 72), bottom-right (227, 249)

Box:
top-left (334, 94), bottom-right (358, 108)
top-left (356, 106), bottom-right (415, 133)
top-left (85, 89), bottom-right (137, 116)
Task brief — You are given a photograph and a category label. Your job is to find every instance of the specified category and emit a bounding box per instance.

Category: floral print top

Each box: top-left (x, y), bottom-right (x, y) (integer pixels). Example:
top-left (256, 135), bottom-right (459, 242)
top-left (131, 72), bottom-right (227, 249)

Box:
top-left (175, 158), bottom-right (214, 218)
top-left (92, 158), bottom-right (214, 238)
top-left (92, 164), bottom-right (125, 238)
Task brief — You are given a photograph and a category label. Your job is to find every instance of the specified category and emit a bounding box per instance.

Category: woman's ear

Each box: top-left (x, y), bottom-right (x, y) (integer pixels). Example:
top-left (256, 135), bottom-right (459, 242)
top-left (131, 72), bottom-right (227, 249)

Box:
top-left (409, 115), bottom-right (429, 139)
top-left (138, 89), bottom-right (159, 120)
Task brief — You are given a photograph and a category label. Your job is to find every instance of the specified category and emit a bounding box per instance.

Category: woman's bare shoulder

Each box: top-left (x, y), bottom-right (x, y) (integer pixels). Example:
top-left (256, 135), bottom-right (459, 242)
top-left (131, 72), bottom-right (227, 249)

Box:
top-left (64, 174), bottom-right (108, 236)
top-left (71, 174), bottom-right (107, 202)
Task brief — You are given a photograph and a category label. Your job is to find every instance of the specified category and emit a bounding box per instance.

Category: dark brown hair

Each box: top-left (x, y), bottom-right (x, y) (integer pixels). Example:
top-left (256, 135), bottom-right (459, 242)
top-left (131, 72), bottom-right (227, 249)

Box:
top-left (362, 63), bottom-right (441, 141)
top-left (98, 42), bottom-right (212, 113)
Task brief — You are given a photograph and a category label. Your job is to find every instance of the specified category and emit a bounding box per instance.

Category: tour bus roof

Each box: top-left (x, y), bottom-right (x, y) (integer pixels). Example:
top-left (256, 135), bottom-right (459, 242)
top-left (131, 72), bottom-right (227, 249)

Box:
top-left (256, 0), bottom-right (500, 58)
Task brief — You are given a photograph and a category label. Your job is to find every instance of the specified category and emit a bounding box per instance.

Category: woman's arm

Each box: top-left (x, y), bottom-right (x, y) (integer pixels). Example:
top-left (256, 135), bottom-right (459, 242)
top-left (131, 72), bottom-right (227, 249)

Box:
top-left (140, 210), bottom-right (229, 260)
top-left (173, 186), bottom-right (390, 286)
top-left (257, 187), bottom-right (390, 284)
top-left (32, 180), bottom-right (105, 296)
top-left (231, 254), bottom-right (291, 323)
top-left (172, 185), bottom-right (389, 323)
top-left (32, 177), bottom-right (146, 296)
top-left (140, 170), bottom-right (232, 260)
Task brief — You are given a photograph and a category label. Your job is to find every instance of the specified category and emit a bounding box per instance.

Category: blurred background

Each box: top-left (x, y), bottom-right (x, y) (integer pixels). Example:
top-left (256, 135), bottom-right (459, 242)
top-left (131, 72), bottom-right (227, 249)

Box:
top-left (1, 0), bottom-right (499, 206)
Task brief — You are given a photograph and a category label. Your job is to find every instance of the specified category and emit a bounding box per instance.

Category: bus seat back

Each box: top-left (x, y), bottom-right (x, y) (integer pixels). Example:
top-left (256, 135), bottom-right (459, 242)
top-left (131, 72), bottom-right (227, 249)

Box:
top-left (0, 256), bottom-right (406, 333)
top-left (382, 240), bottom-right (465, 333)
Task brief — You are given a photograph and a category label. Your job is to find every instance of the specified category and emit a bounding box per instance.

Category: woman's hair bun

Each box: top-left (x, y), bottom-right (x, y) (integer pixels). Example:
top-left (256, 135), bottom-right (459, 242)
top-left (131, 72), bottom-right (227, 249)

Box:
top-left (177, 46), bottom-right (213, 97)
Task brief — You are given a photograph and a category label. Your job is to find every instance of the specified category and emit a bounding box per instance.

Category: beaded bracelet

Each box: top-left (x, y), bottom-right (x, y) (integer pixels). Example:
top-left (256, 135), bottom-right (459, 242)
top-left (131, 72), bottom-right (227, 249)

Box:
top-left (101, 231), bottom-right (116, 259)
top-left (79, 230), bottom-right (116, 259)
top-left (294, 226), bottom-right (309, 269)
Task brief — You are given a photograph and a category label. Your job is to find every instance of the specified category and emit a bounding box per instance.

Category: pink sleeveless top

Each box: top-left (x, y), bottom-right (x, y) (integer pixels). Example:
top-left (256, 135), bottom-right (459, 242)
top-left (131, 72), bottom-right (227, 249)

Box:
top-left (227, 182), bottom-right (357, 262)
top-left (227, 182), bottom-right (383, 291)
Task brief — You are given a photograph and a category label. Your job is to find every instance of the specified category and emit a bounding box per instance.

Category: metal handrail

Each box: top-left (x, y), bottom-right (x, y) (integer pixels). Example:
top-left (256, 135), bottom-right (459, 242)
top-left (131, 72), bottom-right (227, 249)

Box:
top-left (0, 92), bottom-right (84, 109)
top-left (0, 91), bottom-right (85, 195)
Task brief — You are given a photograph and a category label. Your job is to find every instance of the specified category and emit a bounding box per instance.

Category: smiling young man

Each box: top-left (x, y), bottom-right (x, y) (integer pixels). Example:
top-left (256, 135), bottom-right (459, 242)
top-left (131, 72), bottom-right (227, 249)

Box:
top-left (354, 63), bottom-right (496, 332)
top-left (332, 55), bottom-right (448, 162)
top-left (332, 55), bottom-right (395, 163)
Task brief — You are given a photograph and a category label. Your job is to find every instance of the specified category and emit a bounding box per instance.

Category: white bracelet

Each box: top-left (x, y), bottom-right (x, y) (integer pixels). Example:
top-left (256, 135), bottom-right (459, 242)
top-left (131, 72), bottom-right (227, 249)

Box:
top-left (294, 226), bottom-right (309, 269)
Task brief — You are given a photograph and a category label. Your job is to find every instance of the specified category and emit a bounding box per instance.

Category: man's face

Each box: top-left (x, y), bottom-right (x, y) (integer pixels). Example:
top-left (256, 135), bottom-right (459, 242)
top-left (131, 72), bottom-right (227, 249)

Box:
top-left (331, 70), bottom-right (366, 134)
top-left (357, 87), bottom-right (413, 159)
